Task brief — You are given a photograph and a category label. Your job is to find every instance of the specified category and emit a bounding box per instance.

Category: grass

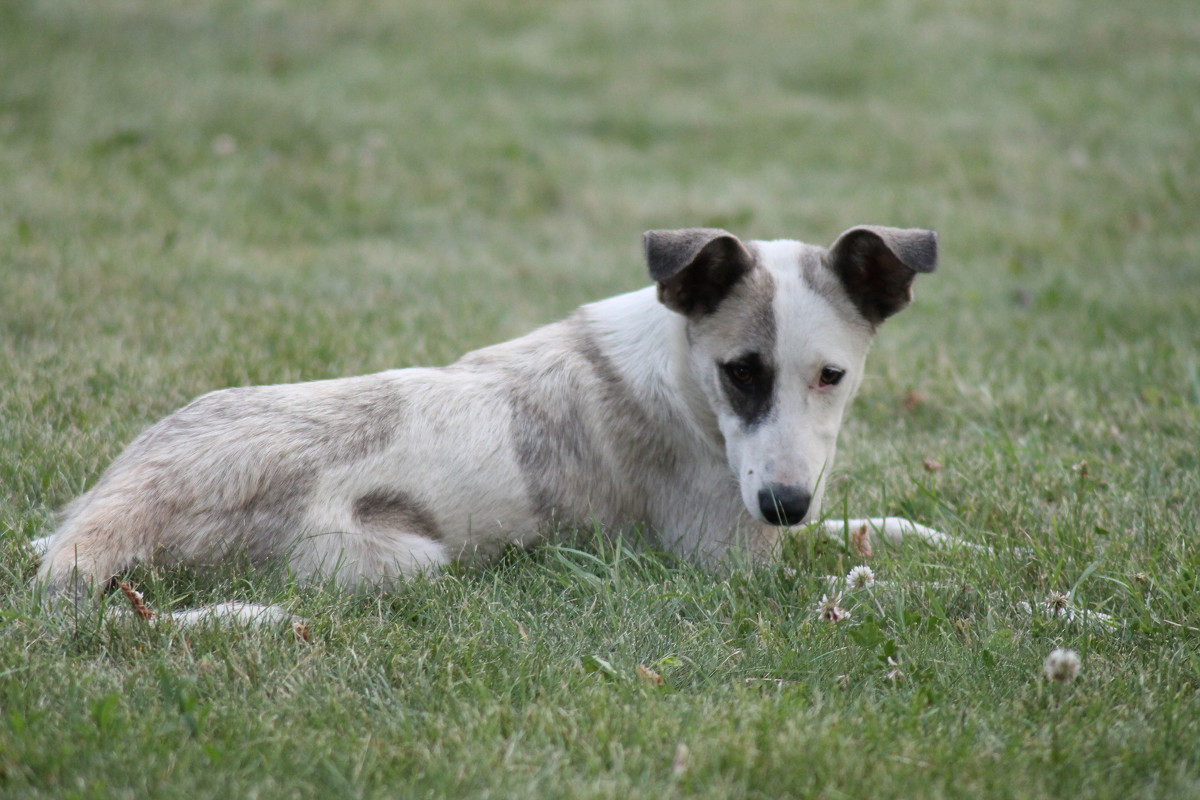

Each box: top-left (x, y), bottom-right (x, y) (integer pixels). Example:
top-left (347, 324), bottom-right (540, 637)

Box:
top-left (2, 0), bottom-right (1199, 796)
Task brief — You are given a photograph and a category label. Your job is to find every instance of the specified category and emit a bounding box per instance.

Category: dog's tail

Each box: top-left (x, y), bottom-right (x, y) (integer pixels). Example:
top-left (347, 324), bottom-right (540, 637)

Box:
top-left (35, 489), bottom-right (154, 607)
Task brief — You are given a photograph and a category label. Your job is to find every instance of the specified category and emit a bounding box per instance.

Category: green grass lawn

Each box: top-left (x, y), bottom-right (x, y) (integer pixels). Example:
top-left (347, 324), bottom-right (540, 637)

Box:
top-left (3, 0), bottom-right (1199, 797)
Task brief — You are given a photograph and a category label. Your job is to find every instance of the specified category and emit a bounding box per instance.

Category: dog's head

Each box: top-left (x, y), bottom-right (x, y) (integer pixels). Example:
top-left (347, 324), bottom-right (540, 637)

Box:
top-left (644, 225), bottom-right (937, 527)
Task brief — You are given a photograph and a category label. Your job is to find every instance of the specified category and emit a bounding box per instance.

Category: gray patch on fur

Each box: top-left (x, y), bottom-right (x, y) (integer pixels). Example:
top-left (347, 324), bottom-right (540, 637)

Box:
top-left (122, 446), bottom-right (319, 567)
top-left (572, 312), bottom-right (680, 479)
top-left (507, 335), bottom-right (597, 521)
top-left (211, 464), bottom-right (318, 560)
top-left (353, 489), bottom-right (442, 541)
top-left (331, 379), bottom-right (409, 461)
top-left (58, 375), bottom-right (406, 572)
top-left (506, 313), bottom-right (679, 525)
top-left (687, 263), bottom-right (779, 428)
top-left (162, 376), bottom-right (406, 464)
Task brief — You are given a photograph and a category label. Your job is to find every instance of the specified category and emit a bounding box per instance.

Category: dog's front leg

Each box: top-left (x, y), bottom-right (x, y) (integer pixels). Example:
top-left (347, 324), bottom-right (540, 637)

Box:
top-left (817, 517), bottom-right (986, 552)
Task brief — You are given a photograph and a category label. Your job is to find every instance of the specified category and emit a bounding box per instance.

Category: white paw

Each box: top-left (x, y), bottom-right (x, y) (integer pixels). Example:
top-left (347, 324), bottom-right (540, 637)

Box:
top-left (818, 517), bottom-right (989, 552)
top-left (27, 535), bottom-right (53, 558)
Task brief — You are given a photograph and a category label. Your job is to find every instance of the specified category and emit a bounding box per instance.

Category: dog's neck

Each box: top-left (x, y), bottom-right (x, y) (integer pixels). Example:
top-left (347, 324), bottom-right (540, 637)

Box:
top-left (579, 287), bottom-right (724, 457)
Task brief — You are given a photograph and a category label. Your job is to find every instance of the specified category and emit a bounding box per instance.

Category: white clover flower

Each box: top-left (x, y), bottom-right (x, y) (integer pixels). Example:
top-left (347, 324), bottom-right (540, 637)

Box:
top-left (816, 594), bottom-right (851, 622)
top-left (846, 565), bottom-right (876, 590)
top-left (673, 742), bottom-right (690, 777)
top-left (1043, 648), bottom-right (1082, 683)
top-left (211, 134), bottom-right (237, 156)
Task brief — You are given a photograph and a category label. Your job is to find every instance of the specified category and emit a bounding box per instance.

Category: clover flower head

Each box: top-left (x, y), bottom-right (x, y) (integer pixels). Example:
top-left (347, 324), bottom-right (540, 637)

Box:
top-left (1043, 648), bottom-right (1082, 683)
top-left (846, 565), bottom-right (876, 590)
top-left (816, 594), bottom-right (851, 623)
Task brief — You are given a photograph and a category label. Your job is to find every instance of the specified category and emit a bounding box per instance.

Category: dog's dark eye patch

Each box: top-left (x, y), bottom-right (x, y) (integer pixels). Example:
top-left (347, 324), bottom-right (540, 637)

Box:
top-left (719, 353), bottom-right (774, 427)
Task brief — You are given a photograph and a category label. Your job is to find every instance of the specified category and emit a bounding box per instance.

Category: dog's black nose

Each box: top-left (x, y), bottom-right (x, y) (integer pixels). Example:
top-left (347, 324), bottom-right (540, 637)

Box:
top-left (758, 484), bottom-right (811, 526)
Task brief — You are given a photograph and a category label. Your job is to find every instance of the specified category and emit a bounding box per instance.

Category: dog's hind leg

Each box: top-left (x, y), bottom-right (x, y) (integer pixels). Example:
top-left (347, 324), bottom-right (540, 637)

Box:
top-left (283, 490), bottom-right (453, 590)
top-left (284, 527), bottom-right (451, 589)
top-left (818, 517), bottom-right (987, 552)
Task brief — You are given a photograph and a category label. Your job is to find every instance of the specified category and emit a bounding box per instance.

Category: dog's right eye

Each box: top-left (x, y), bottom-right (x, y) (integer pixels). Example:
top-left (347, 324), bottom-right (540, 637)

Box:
top-left (719, 354), bottom-right (773, 425)
top-left (722, 358), bottom-right (761, 390)
top-left (727, 364), bottom-right (754, 386)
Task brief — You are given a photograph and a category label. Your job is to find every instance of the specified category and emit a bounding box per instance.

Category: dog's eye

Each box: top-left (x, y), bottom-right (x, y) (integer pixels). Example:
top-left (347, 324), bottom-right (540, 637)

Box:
top-left (727, 364), bottom-right (755, 386)
top-left (722, 358), bottom-right (760, 390)
top-left (819, 367), bottom-right (845, 387)
top-left (719, 355), bottom-right (774, 423)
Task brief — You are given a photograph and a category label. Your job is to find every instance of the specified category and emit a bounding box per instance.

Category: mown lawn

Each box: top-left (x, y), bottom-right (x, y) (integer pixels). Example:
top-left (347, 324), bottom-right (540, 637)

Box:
top-left (2, 0), bottom-right (1198, 797)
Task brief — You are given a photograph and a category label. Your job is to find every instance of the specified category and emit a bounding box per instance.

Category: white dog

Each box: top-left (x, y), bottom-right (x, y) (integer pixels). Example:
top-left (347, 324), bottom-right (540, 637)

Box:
top-left (36, 225), bottom-right (962, 606)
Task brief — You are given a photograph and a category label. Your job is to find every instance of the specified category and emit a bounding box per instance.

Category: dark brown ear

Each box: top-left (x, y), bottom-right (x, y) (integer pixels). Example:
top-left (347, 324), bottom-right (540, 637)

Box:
top-left (643, 228), bottom-right (754, 316)
top-left (825, 225), bottom-right (938, 325)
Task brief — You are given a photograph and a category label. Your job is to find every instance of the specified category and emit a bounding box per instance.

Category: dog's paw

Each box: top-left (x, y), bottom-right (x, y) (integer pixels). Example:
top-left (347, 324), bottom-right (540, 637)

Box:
top-left (818, 517), bottom-right (990, 553)
top-left (161, 603), bottom-right (310, 641)
top-left (27, 535), bottom-right (53, 558)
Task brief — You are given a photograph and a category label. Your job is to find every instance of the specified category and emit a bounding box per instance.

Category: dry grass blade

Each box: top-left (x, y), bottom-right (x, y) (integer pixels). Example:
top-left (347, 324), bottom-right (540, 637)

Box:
top-left (851, 524), bottom-right (873, 559)
top-left (636, 663), bottom-right (663, 686)
top-left (117, 582), bottom-right (156, 621)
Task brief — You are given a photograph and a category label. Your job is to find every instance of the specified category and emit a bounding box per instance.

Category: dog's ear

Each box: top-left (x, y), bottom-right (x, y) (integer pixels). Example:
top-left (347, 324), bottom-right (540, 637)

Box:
top-left (825, 225), bottom-right (938, 325)
top-left (643, 228), bottom-right (755, 316)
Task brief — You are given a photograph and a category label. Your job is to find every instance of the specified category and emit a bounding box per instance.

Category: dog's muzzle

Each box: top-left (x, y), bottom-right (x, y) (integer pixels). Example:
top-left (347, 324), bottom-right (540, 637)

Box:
top-left (757, 483), bottom-right (811, 526)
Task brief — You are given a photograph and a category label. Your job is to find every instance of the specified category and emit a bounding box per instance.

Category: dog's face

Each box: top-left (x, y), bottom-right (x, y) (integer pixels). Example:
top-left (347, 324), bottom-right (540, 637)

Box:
top-left (644, 225), bottom-right (937, 527)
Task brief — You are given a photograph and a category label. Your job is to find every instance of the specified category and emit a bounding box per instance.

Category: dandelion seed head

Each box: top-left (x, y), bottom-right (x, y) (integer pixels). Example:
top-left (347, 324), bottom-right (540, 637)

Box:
top-left (1046, 592), bottom-right (1071, 615)
top-left (1043, 648), bottom-right (1081, 682)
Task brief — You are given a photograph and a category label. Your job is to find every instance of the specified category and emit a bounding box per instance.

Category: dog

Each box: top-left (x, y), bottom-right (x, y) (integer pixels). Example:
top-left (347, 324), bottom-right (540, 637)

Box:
top-left (36, 224), bottom-right (965, 608)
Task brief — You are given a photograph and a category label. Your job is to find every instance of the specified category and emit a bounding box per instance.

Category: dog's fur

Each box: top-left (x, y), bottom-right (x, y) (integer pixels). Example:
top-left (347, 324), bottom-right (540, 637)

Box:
top-left (37, 224), bottom-right (956, 603)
